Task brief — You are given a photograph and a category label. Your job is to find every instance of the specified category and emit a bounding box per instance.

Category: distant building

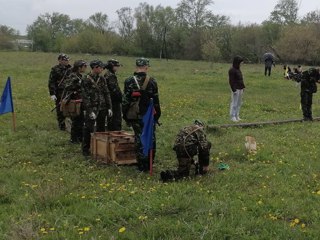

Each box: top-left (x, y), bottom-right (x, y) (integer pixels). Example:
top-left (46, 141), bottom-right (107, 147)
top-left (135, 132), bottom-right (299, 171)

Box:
top-left (15, 38), bottom-right (33, 49)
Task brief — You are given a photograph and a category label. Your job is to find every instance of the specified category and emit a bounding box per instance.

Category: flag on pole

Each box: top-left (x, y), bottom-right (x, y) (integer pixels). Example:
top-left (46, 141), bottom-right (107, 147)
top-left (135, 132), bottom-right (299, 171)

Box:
top-left (140, 99), bottom-right (155, 156)
top-left (0, 77), bottom-right (14, 115)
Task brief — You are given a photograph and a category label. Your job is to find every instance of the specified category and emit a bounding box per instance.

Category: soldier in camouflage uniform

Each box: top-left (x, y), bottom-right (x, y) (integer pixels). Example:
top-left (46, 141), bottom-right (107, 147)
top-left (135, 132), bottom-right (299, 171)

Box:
top-left (122, 58), bottom-right (161, 172)
top-left (48, 53), bottom-right (72, 130)
top-left (64, 60), bottom-right (87, 143)
top-left (290, 68), bottom-right (320, 121)
top-left (160, 120), bottom-right (211, 182)
top-left (81, 60), bottom-right (113, 156)
top-left (104, 59), bottom-right (123, 131)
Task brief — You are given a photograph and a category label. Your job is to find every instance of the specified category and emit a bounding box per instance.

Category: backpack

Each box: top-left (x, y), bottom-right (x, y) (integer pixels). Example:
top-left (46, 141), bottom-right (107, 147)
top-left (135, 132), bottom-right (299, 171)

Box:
top-left (126, 76), bottom-right (150, 120)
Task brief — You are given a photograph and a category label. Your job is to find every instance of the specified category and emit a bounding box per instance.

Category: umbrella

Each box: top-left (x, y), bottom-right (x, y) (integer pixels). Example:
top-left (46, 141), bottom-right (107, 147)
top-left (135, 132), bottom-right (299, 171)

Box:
top-left (263, 52), bottom-right (274, 61)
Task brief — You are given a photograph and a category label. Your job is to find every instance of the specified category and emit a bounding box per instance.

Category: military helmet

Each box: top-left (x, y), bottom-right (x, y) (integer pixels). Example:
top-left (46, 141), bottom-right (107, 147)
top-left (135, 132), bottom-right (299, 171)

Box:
top-left (73, 60), bottom-right (87, 68)
top-left (58, 53), bottom-right (70, 61)
top-left (107, 59), bottom-right (121, 67)
top-left (136, 57), bottom-right (150, 67)
top-left (194, 119), bottom-right (205, 127)
top-left (89, 60), bottom-right (104, 69)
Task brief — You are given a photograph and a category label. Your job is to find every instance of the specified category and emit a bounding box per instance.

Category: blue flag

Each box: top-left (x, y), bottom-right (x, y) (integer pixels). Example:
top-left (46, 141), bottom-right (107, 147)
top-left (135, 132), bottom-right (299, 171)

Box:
top-left (141, 99), bottom-right (155, 156)
top-left (0, 77), bottom-right (14, 115)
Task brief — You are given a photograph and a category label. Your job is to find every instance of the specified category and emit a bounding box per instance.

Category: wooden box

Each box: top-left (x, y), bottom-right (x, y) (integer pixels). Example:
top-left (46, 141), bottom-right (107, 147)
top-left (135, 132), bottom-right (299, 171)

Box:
top-left (108, 131), bottom-right (137, 165)
top-left (91, 132), bottom-right (111, 164)
top-left (91, 131), bottom-right (137, 165)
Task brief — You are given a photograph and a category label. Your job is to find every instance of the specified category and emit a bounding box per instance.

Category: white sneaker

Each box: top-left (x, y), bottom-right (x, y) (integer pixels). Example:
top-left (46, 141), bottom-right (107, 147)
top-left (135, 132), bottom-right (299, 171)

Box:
top-left (231, 117), bottom-right (238, 122)
top-left (236, 117), bottom-right (242, 121)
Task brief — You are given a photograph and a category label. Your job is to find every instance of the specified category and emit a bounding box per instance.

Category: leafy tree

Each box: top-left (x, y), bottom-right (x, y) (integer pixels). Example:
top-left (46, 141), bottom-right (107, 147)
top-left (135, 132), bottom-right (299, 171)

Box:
top-left (275, 24), bottom-right (320, 64)
top-left (269, 0), bottom-right (299, 25)
top-left (26, 12), bottom-right (72, 51)
top-left (301, 10), bottom-right (320, 24)
top-left (230, 24), bottom-right (263, 63)
top-left (117, 7), bottom-right (134, 40)
top-left (87, 12), bottom-right (111, 33)
top-left (0, 25), bottom-right (18, 50)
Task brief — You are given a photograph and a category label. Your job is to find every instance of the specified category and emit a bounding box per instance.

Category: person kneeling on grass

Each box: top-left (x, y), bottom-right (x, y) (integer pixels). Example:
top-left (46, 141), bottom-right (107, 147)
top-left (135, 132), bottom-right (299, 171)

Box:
top-left (160, 120), bottom-right (211, 182)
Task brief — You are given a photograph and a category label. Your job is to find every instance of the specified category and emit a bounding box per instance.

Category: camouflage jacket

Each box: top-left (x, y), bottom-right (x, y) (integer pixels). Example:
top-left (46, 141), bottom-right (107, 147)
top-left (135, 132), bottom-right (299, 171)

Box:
top-left (81, 72), bottom-right (112, 114)
top-left (48, 64), bottom-right (72, 95)
top-left (173, 124), bottom-right (209, 150)
top-left (122, 72), bottom-right (161, 121)
top-left (104, 70), bottom-right (122, 103)
top-left (64, 72), bottom-right (83, 100)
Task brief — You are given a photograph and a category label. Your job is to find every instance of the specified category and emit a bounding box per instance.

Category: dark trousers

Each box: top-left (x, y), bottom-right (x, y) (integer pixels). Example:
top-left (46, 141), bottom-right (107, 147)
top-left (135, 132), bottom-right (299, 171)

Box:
top-left (70, 112), bottom-right (84, 142)
top-left (265, 66), bottom-right (271, 76)
top-left (301, 91), bottom-right (313, 120)
top-left (82, 109), bottom-right (107, 154)
top-left (107, 102), bottom-right (122, 131)
top-left (130, 120), bottom-right (156, 171)
top-left (55, 90), bottom-right (66, 129)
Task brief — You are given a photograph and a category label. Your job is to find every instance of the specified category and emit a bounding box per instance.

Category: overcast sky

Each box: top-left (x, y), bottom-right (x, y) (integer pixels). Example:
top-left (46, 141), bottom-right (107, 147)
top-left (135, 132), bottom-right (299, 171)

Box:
top-left (1, 0), bottom-right (319, 35)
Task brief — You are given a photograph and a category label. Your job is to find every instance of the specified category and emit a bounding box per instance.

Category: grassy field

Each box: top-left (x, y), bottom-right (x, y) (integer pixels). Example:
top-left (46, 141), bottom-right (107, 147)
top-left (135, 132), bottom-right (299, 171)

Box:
top-left (1, 52), bottom-right (320, 239)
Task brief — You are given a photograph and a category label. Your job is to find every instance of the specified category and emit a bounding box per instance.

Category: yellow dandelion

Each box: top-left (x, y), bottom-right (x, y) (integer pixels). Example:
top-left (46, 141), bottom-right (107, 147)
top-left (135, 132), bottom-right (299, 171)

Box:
top-left (290, 222), bottom-right (296, 227)
top-left (257, 200), bottom-right (263, 205)
top-left (317, 190), bottom-right (320, 195)
top-left (79, 231), bottom-right (84, 235)
top-left (40, 228), bottom-right (46, 232)
top-left (49, 227), bottom-right (55, 231)
top-left (301, 223), bottom-right (306, 228)
top-left (294, 218), bottom-right (300, 224)
top-left (119, 227), bottom-right (126, 233)
top-left (84, 227), bottom-right (90, 232)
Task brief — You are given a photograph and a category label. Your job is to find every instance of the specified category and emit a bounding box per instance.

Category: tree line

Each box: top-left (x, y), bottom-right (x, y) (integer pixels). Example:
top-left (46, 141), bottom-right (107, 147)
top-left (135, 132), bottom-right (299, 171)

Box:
top-left (1, 0), bottom-right (320, 64)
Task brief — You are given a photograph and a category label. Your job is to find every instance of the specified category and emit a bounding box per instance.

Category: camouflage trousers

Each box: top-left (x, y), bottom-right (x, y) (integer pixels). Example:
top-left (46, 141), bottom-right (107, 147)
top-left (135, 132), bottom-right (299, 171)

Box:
top-left (82, 109), bottom-right (107, 154)
top-left (130, 120), bottom-right (156, 172)
top-left (162, 142), bottom-right (211, 181)
top-left (55, 90), bottom-right (66, 130)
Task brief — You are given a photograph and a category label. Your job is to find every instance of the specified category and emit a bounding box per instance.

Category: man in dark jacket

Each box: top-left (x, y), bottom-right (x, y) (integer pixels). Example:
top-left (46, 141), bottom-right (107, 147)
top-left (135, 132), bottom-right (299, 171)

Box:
top-left (48, 53), bottom-right (72, 130)
top-left (290, 68), bottom-right (320, 121)
top-left (122, 58), bottom-right (161, 172)
top-left (229, 56), bottom-right (245, 122)
top-left (264, 58), bottom-right (275, 76)
top-left (104, 59), bottom-right (123, 131)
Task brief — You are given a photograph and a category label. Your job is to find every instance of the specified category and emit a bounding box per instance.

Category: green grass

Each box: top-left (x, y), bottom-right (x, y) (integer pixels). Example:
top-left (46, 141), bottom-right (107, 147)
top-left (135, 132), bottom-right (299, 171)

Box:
top-left (1, 52), bottom-right (320, 239)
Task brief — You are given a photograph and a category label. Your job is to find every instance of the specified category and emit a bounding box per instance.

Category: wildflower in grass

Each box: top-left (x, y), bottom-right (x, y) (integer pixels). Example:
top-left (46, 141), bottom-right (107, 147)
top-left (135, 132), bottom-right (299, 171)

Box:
top-left (301, 223), bottom-right (306, 228)
top-left (294, 218), bottom-right (300, 224)
top-left (317, 190), bottom-right (320, 195)
top-left (119, 227), bottom-right (126, 233)
top-left (84, 227), bottom-right (90, 232)
top-left (49, 227), bottom-right (55, 231)
top-left (257, 200), bottom-right (263, 205)
top-left (40, 228), bottom-right (48, 234)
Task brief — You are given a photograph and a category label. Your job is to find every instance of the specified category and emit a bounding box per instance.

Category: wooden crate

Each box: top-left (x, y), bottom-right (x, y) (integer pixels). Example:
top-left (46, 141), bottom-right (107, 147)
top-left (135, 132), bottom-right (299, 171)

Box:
top-left (90, 132), bottom-right (111, 164)
top-left (108, 132), bottom-right (136, 165)
top-left (91, 131), bottom-right (137, 165)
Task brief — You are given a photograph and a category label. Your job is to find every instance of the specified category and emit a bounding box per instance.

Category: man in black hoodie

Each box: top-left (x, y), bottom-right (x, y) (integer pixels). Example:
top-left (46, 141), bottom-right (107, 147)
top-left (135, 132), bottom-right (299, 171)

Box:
top-left (229, 56), bottom-right (245, 122)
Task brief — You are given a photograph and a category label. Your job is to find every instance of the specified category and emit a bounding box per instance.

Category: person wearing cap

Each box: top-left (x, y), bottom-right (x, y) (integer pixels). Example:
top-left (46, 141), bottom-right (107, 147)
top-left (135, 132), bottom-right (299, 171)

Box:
top-left (63, 60), bottom-right (88, 143)
top-left (229, 55), bottom-right (245, 122)
top-left (104, 59), bottom-right (123, 131)
top-left (48, 53), bottom-right (72, 130)
top-left (81, 60), bottom-right (113, 156)
top-left (160, 120), bottom-right (211, 182)
top-left (122, 57), bottom-right (161, 172)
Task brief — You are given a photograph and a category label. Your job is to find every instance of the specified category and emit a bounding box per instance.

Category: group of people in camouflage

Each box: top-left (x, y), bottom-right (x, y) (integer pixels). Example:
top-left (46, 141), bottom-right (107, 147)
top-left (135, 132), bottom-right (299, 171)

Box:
top-left (48, 54), bottom-right (211, 181)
